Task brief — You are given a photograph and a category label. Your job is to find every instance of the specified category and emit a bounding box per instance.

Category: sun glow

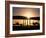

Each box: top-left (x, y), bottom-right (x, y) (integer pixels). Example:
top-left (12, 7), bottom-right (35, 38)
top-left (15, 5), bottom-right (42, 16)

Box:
top-left (24, 11), bottom-right (34, 18)
top-left (27, 16), bottom-right (30, 18)
top-left (18, 10), bottom-right (38, 19)
top-left (23, 12), bottom-right (29, 18)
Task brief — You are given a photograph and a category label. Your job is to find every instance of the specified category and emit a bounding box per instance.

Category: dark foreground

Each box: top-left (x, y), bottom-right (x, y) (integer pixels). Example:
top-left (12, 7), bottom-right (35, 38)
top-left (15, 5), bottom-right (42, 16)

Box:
top-left (13, 25), bottom-right (40, 31)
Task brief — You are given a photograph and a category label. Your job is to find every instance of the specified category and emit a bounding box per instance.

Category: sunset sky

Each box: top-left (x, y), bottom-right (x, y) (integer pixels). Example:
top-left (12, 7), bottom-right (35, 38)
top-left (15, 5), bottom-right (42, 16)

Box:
top-left (13, 7), bottom-right (40, 18)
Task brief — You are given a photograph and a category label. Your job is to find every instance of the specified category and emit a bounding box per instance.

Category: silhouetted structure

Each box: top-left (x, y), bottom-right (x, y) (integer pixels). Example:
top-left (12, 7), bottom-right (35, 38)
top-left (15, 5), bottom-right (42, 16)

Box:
top-left (13, 16), bottom-right (27, 19)
top-left (13, 16), bottom-right (27, 26)
top-left (33, 22), bottom-right (40, 26)
top-left (13, 16), bottom-right (40, 31)
top-left (30, 17), bottom-right (40, 20)
top-left (13, 16), bottom-right (40, 26)
top-left (16, 22), bottom-right (19, 25)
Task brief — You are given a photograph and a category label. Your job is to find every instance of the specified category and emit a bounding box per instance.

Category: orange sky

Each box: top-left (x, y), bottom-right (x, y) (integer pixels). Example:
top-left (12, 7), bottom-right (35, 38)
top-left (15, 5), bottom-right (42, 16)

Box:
top-left (13, 7), bottom-right (40, 18)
